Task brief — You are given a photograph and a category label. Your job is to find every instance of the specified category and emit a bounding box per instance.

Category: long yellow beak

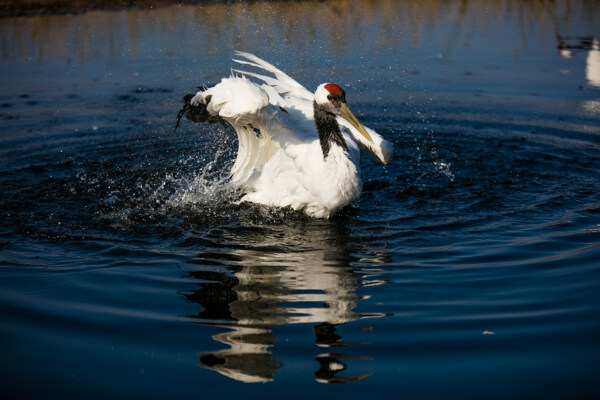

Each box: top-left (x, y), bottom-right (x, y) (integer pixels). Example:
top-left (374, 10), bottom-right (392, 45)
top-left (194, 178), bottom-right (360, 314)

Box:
top-left (339, 102), bottom-right (373, 143)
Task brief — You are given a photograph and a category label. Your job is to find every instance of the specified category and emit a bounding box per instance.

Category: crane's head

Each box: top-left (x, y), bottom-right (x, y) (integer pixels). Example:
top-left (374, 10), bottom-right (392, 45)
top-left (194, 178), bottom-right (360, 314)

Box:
top-left (315, 83), bottom-right (373, 143)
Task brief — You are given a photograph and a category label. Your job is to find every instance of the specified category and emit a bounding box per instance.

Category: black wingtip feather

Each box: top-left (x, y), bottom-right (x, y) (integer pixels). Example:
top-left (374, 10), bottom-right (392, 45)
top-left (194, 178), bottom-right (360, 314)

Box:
top-left (173, 88), bottom-right (225, 133)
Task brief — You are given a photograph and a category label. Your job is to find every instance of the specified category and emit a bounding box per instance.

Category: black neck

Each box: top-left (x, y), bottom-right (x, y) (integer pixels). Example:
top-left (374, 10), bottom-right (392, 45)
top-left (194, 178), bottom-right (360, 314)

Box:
top-left (314, 101), bottom-right (348, 159)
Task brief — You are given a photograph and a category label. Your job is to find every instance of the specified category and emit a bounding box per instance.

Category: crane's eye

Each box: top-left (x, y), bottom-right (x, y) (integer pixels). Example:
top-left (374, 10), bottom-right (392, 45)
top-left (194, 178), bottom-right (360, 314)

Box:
top-left (327, 94), bottom-right (333, 100)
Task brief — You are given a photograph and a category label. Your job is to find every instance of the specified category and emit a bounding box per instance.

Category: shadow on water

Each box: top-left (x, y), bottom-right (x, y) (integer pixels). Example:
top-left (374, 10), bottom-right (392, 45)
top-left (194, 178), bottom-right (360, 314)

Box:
top-left (181, 218), bottom-right (391, 383)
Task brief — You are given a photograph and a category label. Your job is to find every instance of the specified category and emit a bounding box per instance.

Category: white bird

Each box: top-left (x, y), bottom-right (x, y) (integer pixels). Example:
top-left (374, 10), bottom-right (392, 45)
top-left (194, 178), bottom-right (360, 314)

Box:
top-left (175, 52), bottom-right (393, 218)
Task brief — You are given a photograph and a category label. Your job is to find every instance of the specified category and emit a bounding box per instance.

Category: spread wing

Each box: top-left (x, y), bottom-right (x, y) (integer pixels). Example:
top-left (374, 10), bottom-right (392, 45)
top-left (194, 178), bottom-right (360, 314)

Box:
top-left (189, 75), bottom-right (316, 186)
top-left (232, 52), bottom-right (393, 165)
top-left (233, 51), bottom-right (315, 106)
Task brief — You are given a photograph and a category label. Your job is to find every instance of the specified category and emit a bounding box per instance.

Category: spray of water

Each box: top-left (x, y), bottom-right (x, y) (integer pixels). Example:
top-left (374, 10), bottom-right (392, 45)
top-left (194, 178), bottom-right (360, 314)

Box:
top-left (163, 149), bottom-right (241, 212)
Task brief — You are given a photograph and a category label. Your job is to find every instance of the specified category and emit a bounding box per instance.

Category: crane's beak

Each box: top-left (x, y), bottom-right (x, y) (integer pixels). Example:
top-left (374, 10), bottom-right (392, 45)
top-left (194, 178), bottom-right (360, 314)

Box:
top-left (339, 102), bottom-right (373, 143)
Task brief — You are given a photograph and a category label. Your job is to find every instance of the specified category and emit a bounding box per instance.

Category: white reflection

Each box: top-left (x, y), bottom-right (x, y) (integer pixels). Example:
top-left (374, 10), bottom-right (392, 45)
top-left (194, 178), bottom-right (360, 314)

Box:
top-left (586, 39), bottom-right (600, 88)
top-left (186, 220), bottom-right (389, 383)
top-left (198, 326), bottom-right (281, 383)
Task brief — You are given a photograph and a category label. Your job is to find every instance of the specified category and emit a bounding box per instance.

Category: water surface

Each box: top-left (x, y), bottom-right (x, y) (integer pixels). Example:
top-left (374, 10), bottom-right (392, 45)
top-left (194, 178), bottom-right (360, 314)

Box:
top-left (1, 1), bottom-right (600, 399)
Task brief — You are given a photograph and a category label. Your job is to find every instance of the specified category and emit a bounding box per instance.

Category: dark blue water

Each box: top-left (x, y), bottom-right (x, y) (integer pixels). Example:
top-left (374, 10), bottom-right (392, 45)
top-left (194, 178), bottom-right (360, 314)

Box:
top-left (1, 1), bottom-right (600, 398)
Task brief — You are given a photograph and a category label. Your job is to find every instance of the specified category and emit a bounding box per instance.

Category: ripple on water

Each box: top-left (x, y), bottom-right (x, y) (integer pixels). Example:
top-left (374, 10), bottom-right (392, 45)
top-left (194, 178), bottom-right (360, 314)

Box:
top-left (1, 1), bottom-right (599, 395)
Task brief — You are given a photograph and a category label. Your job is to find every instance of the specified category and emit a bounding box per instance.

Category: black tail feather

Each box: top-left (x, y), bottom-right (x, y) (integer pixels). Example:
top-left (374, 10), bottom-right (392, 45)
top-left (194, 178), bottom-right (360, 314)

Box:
top-left (174, 88), bottom-right (224, 133)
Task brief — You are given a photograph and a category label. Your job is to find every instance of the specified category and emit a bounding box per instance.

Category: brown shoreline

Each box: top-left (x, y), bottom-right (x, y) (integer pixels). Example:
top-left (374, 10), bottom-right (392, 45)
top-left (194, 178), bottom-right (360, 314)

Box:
top-left (0, 0), bottom-right (301, 18)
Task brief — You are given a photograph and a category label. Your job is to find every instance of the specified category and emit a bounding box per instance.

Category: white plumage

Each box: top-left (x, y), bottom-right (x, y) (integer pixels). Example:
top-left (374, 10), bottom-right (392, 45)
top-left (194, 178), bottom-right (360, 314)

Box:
top-left (176, 52), bottom-right (393, 218)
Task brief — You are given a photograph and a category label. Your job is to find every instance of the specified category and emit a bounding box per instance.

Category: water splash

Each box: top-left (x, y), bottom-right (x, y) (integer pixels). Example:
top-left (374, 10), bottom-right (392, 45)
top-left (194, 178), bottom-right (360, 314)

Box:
top-left (95, 147), bottom-right (243, 230)
top-left (433, 160), bottom-right (455, 182)
top-left (163, 150), bottom-right (240, 212)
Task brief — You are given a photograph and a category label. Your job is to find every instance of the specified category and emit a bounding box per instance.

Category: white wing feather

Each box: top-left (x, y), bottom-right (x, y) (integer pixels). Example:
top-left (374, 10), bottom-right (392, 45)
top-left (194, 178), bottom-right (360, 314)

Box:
top-left (191, 75), bottom-right (268, 121)
top-left (339, 121), bottom-right (393, 165)
top-left (233, 51), bottom-right (392, 165)
top-left (233, 51), bottom-right (314, 102)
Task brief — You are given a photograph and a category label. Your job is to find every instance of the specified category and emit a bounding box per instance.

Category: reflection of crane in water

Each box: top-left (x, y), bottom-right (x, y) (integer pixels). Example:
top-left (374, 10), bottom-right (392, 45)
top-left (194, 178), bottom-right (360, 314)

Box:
top-left (182, 219), bottom-right (390, 383)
